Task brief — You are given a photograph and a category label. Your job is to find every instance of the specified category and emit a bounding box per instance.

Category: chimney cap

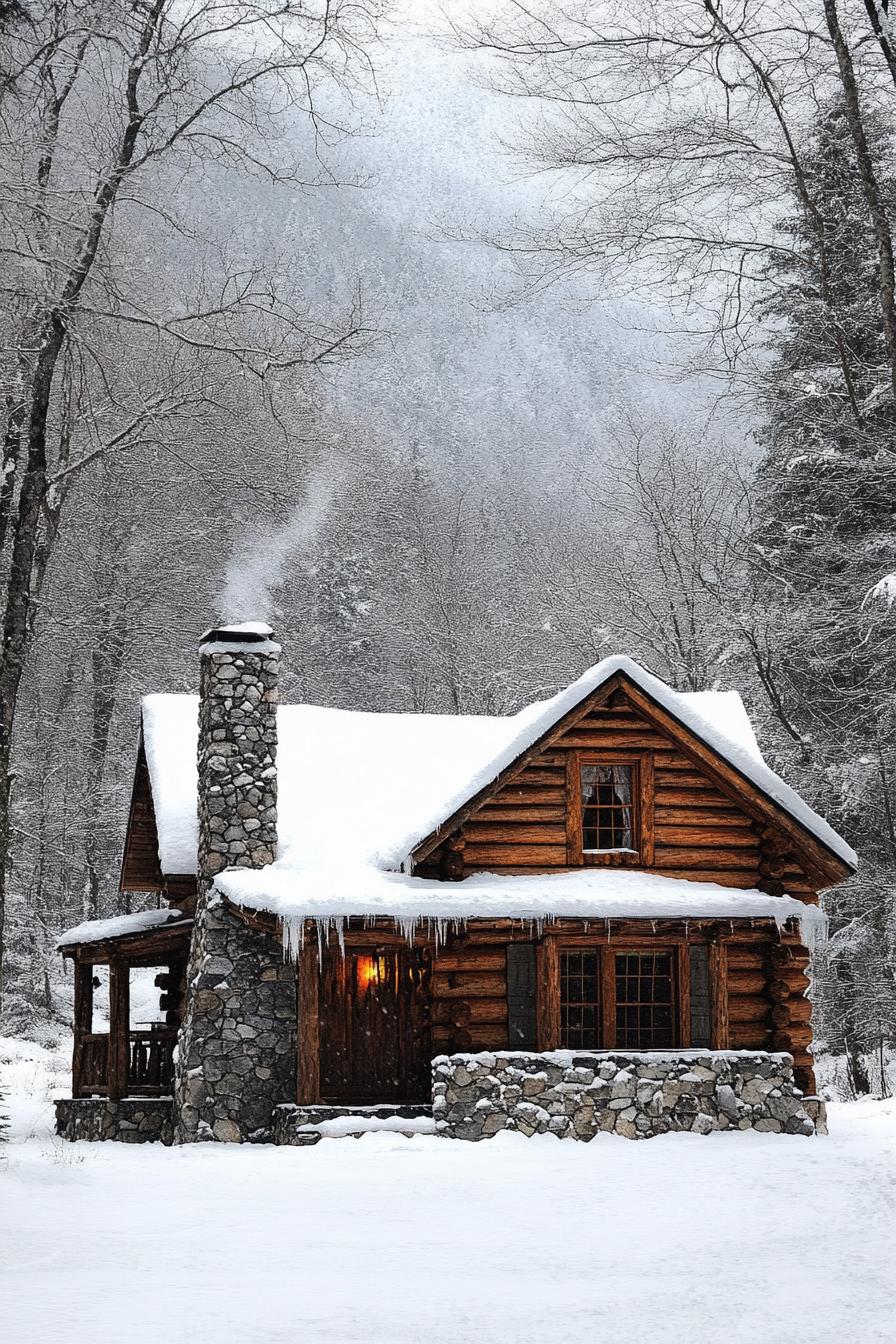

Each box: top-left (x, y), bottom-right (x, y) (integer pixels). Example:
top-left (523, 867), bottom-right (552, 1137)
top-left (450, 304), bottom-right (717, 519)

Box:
top-left (200, 620), bottom-right (276, 648)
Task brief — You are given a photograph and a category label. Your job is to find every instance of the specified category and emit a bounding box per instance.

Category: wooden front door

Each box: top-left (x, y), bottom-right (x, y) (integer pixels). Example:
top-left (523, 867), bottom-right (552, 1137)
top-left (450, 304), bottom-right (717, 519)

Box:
top-left (319, 946), bottom-right (431, 1102)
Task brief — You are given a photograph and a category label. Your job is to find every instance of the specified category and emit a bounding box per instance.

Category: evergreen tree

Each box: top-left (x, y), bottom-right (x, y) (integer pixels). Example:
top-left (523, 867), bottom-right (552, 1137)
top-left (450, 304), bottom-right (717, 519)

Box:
top-left (751, 94), bottom-right (896, 1090)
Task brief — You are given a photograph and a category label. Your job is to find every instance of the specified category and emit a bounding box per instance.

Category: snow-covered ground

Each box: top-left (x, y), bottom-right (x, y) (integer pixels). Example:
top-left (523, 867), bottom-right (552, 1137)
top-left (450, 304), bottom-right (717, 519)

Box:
top-left (2, 1035), bottom-right (895, 1344)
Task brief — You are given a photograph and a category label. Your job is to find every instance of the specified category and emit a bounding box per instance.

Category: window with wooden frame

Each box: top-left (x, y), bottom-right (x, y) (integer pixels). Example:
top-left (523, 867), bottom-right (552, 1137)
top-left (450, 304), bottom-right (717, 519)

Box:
top-left (567, 752), bottom-right (654, 866)
top-left (614, 951), bottom-right (675, 1048)
top-left (557, 946), bottom-right (683, 1050)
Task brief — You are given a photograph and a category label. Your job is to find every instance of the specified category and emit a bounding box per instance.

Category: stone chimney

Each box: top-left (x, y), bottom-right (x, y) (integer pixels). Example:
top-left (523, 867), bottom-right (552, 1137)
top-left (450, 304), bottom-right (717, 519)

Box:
top-left (197, 622), bottom-right (280, 878)
top-left (174, 621), bottom-right (295, 1146)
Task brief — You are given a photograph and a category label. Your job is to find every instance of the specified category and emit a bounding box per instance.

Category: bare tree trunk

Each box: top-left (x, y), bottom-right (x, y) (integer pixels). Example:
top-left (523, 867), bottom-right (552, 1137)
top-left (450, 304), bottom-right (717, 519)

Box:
top-left (0, 0), bottom-right (380, 997)
top-left (862, 0), bottom-right (896, 89)
top-left (0, 314), bottom-right (65, 991)
top-left (703, 0), bottom-right (867, 424)
top-left (824, 0), bottom-right (896, 400)
top-left (83, 608), bottom-right (128, 920)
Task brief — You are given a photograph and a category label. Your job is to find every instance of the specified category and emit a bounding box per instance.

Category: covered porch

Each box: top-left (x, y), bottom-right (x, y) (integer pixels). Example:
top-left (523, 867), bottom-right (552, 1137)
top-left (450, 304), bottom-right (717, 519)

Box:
top-left (58, 910), bottom-right (193, 1102)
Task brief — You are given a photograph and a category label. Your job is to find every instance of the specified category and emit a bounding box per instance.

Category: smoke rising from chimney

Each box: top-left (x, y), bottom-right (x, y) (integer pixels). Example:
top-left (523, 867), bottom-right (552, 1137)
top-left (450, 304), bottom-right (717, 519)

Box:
top-left (219, 463), bottom-right (338, 622)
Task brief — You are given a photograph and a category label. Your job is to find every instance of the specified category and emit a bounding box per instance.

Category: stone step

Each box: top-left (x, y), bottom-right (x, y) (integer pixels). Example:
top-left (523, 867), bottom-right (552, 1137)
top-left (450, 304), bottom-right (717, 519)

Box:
top-left (272, 1102), bottom-right (435, 1146)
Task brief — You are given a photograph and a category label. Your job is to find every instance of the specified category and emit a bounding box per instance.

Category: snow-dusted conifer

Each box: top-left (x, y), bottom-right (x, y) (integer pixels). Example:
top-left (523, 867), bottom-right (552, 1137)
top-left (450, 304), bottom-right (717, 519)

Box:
top-left (751, 94), bottom-right (896, 1088)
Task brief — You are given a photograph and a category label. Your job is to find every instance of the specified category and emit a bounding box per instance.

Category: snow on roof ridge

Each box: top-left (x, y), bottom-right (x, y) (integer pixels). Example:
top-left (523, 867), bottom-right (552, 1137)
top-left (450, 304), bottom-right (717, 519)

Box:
top-left (393, 654), bottom-right (856, 871)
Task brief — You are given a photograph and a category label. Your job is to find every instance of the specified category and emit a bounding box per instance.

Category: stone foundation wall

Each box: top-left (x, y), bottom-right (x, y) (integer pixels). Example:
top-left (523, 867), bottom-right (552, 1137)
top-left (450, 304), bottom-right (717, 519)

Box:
top-left (433, 1050), bottom-right (823, 1140)
top-left (173, 893), bottom-right (296, 1143)
top-left (55, 1097), bottom-right (173, 1144)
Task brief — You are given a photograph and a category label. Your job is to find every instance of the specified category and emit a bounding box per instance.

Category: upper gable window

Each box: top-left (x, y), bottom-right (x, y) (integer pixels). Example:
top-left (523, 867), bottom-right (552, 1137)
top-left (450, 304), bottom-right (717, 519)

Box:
top-left (581, 762), bottom-right (638, 858)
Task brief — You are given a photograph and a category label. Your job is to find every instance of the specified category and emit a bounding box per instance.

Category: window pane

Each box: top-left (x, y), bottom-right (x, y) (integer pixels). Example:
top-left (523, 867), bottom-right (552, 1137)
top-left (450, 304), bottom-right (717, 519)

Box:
top-left (581, 764), bottom-right (635, 852)
top-left (560, 951), bottom-right (600, 1049)
top-left (614, 952), bottom-right (675, 1049)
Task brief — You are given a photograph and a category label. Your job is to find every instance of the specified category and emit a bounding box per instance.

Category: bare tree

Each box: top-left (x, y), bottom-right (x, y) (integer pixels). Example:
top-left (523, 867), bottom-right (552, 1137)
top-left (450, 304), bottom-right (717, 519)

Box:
top-left (0, 0), bottom-right (384, 986)
top-left (585, 422), bottom-right (746, 690)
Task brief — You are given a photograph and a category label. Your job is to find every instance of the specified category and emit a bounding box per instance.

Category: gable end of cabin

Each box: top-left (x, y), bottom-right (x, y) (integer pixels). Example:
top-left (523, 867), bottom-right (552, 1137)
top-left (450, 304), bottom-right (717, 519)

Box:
top-left (417, 676), bottom-right (838, 901)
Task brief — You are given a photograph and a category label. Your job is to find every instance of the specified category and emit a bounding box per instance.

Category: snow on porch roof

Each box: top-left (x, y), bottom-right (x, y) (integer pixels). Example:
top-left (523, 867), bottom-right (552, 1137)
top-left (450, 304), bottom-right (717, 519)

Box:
top-left (57, 908), bottom-right (191, 950)
top-left (140, 654), bottom-right (856, 879)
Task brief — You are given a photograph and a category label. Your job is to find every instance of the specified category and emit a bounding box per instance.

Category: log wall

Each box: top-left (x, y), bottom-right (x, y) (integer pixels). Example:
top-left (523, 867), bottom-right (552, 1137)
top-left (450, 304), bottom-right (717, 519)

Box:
top-left (425, 921), bottom-right (815, 1092)
top-left (119, 742), bottom-right (165, 892)
top-left (458, 696), bottom-right (796, 889)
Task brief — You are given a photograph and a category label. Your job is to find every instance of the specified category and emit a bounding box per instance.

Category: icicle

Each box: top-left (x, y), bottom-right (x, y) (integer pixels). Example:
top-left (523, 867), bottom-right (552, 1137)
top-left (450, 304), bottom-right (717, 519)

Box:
top-left (280, 915), bottom-right (303, 961)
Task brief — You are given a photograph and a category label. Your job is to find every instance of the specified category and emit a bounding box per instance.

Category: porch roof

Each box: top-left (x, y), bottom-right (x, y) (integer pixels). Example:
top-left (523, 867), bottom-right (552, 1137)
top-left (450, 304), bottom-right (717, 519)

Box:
top-left (58, 909), bottom-right (192, 962)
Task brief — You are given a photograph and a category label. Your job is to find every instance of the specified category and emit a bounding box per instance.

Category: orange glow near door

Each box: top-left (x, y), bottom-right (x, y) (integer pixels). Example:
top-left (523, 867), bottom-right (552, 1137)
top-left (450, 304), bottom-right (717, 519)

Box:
top-left (356, 955), bottom-right (383, 991)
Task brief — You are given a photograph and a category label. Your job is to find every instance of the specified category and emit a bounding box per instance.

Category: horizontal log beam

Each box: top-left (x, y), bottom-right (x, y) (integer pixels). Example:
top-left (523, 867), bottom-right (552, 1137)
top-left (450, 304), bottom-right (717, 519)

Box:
top-left (463, 823), bottom-right (567, 846)
top-left (728, 996), bottom-right (770, 1025)
top-left (655, 826), bottom-right (758, 848)
top-left (653, 846), bottom-right (759, 869)
top-left (474, 805), bottom-right (566, 823)
top-left (432, 971), bottom-right (507, 999)
top-left (432, 950), bottom-right (506, 973)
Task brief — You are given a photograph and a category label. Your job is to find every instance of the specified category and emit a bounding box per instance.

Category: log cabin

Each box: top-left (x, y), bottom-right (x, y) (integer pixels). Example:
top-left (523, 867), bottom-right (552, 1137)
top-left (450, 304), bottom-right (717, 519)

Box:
top-left (55, 623), bottom-right (856, 1144)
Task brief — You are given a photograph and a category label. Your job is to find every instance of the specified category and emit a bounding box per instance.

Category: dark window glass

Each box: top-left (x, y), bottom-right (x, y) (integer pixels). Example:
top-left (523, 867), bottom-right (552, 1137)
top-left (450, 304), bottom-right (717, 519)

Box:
top-left (581, 764), bottom-right (636, 853)
top-left (614, 952), bottom-right (675, 1048)
top-left (560, 951), bottom-right (600, 1049)
top-left (689, 945), bottom-right (712, 1048)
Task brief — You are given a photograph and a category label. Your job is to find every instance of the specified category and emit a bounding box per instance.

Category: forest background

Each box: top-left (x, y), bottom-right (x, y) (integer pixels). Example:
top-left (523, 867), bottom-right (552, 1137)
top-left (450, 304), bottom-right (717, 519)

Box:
top-left (1, 0), bottom-right (894, 1096)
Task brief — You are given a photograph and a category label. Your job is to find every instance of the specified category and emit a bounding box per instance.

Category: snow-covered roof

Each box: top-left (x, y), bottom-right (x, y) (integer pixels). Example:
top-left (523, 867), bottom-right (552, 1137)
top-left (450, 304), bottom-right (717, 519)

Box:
top-left (140, 654), bottom-right (856, 880)
top-left (212, 866), bottom-right (827, 955)
top-left (57, 908), bottom-right (191, 950)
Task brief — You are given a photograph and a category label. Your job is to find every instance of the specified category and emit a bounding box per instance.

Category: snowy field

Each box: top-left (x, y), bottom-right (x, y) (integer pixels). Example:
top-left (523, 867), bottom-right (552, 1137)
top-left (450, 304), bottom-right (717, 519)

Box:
top-left (2, 1037), bottom-right (895, 1344)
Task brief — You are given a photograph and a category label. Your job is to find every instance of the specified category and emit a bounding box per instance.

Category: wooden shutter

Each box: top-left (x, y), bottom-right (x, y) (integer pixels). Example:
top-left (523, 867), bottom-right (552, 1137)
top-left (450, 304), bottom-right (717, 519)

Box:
top-left (507, 944), bottom-right (537, 1048)
top-left (689, 945), bottom-right (712, 1048)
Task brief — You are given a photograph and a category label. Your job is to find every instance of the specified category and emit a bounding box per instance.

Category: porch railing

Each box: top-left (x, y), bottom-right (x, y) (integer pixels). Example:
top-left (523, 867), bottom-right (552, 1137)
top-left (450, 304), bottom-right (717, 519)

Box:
top-left (73, 1027), bottom-right (177, 1098)
top-left (75, 1033), bottom-right (110, 1094)
top-left (128, 1029), bottom-right (177, 1095)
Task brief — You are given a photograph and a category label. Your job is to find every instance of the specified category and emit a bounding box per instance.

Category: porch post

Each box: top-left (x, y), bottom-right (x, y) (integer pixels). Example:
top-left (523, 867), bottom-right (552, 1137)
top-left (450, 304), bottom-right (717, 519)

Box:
top-left (709, 942), bottom-right (730, 1049)
top-left (536, 936), bottom-right (559, 1051)
top-left (297, 936), bottom-right (320, 1104)
top-left (108, 958), bottom-right (130, 1102)
top-left (72, 960), bottom-right (93, 1098)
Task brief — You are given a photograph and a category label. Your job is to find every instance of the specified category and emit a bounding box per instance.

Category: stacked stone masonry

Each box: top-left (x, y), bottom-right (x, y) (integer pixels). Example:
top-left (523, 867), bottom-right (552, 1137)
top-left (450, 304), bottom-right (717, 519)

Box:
top-left (196, 647), bottom-right (279, 875)
top-left (433, 1050), bottom-right (826, 1140)
top-left (55, 1098), bottom-right (174, 1144)
top-left (273, 1103), bottom-right (432, 1146)
top-left (173, 639), bottom-right (297, 1144)
top-left (173, 895), bottom-right (296, 1142)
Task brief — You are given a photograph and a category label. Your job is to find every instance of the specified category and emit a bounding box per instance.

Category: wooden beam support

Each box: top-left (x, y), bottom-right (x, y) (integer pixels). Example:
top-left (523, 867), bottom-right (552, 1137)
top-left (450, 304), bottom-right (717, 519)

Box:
top-left (600, 947), bottom-right (616, 1048)
top-left (536, 936), bottom-right (559, 1051)
top-left (297, 938), bottom-right (320, 1105)
top-left (677, 943), bottom-right (690, 1048)
top-left (72, 961), bottom-right (94, 1098)
top-left (62, 918), bottom-right (193, 966)
top-left (107, 959), bottom-right (130, 1102)
top-left (709, 942), bottom-right (730, 1049)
